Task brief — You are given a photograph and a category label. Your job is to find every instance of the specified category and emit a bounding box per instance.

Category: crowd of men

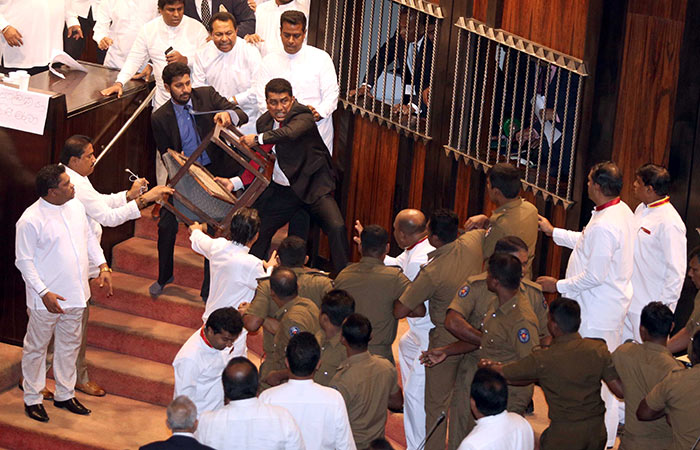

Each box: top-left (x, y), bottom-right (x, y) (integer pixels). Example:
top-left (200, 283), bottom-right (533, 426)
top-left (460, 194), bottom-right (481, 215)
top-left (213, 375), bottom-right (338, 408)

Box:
top-left (7, 1), bottom-right (700, 450)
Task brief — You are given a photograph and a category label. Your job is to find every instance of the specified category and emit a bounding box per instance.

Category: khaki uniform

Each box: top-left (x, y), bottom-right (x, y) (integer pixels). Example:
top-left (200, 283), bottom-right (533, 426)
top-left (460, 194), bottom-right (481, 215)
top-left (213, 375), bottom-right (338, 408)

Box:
top-left (330, 352), bottom-right (400, 450)
top-left (611, 341), bottom-right (684, 450)
top-left (684, 291), bottom-right (700, 356)
top-left (398, 230), bottom-right (483, 450)
top-left (246, 267), bottom-right (332, 358)
top-left (645, 366), bottom-right (700, 450)
top-left (314, 329), bottom-right (347, 386)
top-left (483, 197), bottom-right (539, 277)
top-left (334, 256), bottom-right (410, 364)
top-left (502, 332), bottom-right (619, 450)
top-left (259, 296), bottom-right (320, 387)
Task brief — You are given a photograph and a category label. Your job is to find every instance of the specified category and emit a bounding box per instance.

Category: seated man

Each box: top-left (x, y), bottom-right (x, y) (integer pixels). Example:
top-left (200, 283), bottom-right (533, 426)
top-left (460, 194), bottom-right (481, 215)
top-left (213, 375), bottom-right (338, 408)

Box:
top-left (195, 357), bottom-right (304, 449)
top-left (139, 396), bottom-right (214, 450)
top-left (456, 368), bottom-right (534, 450)
top-left (331, 314), bottom-right (403, 449)
top-left (172, 307), bottom-right (244, 416)
top-left (260, 331), bottom-right (355, 450)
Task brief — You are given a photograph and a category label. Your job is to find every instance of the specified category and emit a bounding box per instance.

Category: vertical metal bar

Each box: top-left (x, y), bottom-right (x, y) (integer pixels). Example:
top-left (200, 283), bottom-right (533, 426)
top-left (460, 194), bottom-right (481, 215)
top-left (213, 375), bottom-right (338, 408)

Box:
top-left (345, 0), bottom-right (359, 100)
top-left (556, 71), bottom-right (573, 196)
top-left (353, 0), bottom-right (367, 105)
top-left (523, 60), bottom-right (541, 180)
top-left (466, 35), bottom-right (483, 157)
top-left (361, 0), bottom-right (376, 110)
top-left (447, 29), bottom-right (463, 149)
top-left (388, 4), bottom-right (403, 123)
top-left (330, 1), bottom-right (340, 61)
top-left (490, 46), bottom-right (508, 164)
top-left (566, 74), bottom-right (584, 201)
top-left (506, 50), bottom-right (521, 157)
top-left (337, 0), bottom-right (350, 92)
top-left (380, 3), bottom-right (395, 118)
top-left (415, 14), bottom-right (430, 135)
top-left (424, 17), bottom-right (440, 138)
top-left (396, 8), bottom-right (412, 128)
top-left (476, 39), bottom-right (492, 162)
top-left (405, 8), bottom-right (421, 132)
top-left (544, 68), bottom-right (561, 192)
top-left (457, 32), bottom-right (473, 152)
top-left (370, 0), bottom-right (386, 115)
top-left (323, 2), bottom-right (332, 52)
top-left (534, 63), bottom-right (552, 186)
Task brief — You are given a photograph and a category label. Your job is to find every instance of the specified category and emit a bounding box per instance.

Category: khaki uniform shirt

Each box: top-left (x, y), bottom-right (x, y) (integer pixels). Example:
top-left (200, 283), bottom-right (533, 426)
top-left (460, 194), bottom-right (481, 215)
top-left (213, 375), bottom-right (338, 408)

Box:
top-left (334, 256), bottom-right (410, 363)
top-left (399, 230), bottom-right (484, 347)
top-left (685, 291), bottom-right (700, 355)
top-left (612, 341), bottom-right (684, 450)
top-left (483, 198), bottom-right (539, 276)
top-left (314, 329), bottom-right (347, 387)
top-left (330, 352), bottom-right (400, 449)
top-left (502, 332), bottom-right (619, 423)
top-left (247, 267), bottom-right (332, 356)
top-left (645, 366), bottom-right (700, 450)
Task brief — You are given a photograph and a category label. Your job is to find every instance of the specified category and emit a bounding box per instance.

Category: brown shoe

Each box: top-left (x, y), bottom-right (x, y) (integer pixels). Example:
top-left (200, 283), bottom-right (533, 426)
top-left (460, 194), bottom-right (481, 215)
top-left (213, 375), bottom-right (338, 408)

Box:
top-left (17, 378), bottom-right (54, 400)
top-left (75, 381), bottom-right (106, 397)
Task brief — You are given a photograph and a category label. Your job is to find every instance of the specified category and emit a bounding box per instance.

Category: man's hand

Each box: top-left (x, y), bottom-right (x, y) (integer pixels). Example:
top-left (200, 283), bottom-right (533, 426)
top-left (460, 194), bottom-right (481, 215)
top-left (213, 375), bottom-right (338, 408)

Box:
top-left (535, 276), bottom-right (558, 293)
top-left (464, 214), bottom-right (490, 231)
top-left (132, 64), bottom-right (153, 81)
top-left (264, 369), bottom-right (288, 387)
top-left (392, 103), bottom-right (413, 116)
top-left (142, 185), bottom-right (173, 204)
top-left (42, 292), bottom-right (66, 314)
top-left (215, 176), bottom-right (234, 192)
top-left (244, 33), bottom-right (263, 44)
top-left (353, 220), bottom-right (364, 248)
top-left (263, 250), bottom-right (278, 271)
top-left (127, 178), bottom-right (149, 201)
top-left (189, 221), bottom-right (206, 235)
top-left (538, 214), bottom-right (554, 236)
top-left (67, 25), bottom-right (83, 40)
top-left (420, 348), bottom-right (447, 367)
top-left (165, 50), bottom-right (187, 65)
top-left (349, 85), bottom-right (373, 98)
top-left (307, 105), bottom-right (321, 122)
top-left (238, 302), bottom-right (250, 315)
top-left (97, 265), bottom-right (114, 296)
top-left (214, 111), bottom-right (231, 127)
top-left (247, 0), bottom-right (257, 12)
top-left (2, 26), bottom-right (23, 47)
top-left (98, 36), bottom-right (114, 51)
top-left (241, 134), bottom-right (256, 147)
top-left (101, 83), bottom-right (123, 98)
top-left (478, 358), bottom-right (501, 369)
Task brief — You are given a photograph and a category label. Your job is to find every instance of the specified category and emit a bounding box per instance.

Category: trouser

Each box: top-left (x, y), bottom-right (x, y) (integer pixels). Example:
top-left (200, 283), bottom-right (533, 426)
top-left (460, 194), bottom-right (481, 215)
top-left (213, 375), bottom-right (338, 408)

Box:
top-left (622, 311), bottom-right (642, 344)
top-left (398, 328), bottom-right (429, 450)
top-left (424, 330), bottom-right (461, 450)
top-left (541, 417), bottom-right (607, 450)
top-left (250, 183), bottom-right (350, 272)
top-left (0, 64), bottom-right (48, 75)
top-left (22, 307), bottom-right (84, 405)
top-left (46, 301), bottom-right (91, 385)
top-left (447, 354), bottom-right (478, 450)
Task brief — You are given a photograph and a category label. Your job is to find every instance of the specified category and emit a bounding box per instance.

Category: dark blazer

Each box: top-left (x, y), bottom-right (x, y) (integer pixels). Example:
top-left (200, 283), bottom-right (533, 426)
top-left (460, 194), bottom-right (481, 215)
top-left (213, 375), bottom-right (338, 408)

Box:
top-left (184, 0), bottom-right (256, 37)
top-left (151, 86), bottom-right (247, 179)
top-left (139, 434), bottom-right (214, 450)
top-left (257, 102), bottom-right (336, 204)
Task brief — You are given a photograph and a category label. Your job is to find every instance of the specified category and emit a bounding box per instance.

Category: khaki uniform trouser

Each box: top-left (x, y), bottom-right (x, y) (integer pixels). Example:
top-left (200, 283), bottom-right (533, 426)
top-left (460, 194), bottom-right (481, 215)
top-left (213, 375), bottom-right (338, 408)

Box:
top-left (424, 328), bottom-right (461, 450)
top-left (541, 416), bottom-right (606, 450)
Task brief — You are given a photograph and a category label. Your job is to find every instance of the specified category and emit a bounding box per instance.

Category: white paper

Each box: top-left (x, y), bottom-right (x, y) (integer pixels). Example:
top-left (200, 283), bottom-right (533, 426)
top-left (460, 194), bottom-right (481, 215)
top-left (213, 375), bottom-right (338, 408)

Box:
top-left (48, 49), bottom-right (88, 79)
top-left (0, 84), bottom-right (51, 135)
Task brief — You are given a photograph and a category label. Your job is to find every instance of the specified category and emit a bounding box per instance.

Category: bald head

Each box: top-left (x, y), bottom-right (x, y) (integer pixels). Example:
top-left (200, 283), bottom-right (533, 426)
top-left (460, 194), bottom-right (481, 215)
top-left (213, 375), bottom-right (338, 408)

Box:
top-left (393, 209), bottom-right (428, 248)
top-left (270, 267), bottom-right (298, 302)
top-left (222, 357), bottom-right (258, 401)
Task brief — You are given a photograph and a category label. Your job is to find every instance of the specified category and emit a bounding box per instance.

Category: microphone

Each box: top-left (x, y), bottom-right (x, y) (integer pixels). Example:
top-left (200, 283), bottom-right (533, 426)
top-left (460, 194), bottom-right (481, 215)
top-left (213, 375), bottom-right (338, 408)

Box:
top-left (416, 410), bottom-right (447, 450)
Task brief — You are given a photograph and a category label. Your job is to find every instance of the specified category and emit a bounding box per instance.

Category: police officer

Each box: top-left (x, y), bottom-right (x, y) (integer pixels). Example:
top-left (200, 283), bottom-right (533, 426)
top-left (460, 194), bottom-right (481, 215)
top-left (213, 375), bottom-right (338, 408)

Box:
top-left (315, 289), bottom-right (355, 386)
top-left (667, 246), bottom-right (700, 356)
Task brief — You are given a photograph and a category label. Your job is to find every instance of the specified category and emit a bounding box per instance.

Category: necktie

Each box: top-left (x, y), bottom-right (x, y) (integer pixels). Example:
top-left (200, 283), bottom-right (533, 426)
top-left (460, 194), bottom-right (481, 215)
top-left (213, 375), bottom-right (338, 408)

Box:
top-left (201, 0), bottom-right (211, 28)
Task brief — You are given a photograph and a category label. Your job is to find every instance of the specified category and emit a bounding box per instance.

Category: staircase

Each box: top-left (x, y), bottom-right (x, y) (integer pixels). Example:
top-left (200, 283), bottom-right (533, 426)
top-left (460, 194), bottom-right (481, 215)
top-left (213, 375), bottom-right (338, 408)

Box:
top-left (0, 210), bottom-right (407, 449)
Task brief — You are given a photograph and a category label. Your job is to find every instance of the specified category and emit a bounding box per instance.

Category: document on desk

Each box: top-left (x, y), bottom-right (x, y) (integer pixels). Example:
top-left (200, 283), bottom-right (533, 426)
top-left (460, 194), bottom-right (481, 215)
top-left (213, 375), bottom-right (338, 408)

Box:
top-left (0, 84), bottom-right (51, 135)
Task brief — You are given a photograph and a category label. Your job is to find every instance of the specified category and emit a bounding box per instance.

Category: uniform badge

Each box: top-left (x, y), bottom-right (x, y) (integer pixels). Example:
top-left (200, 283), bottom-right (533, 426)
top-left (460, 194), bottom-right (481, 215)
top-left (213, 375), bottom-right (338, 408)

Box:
top-left (289, 326), bottom-right (300, 337)
top-left (517, 328), bottom-right (530, 343)
top-left (458, 285), bottom-right (470, 298)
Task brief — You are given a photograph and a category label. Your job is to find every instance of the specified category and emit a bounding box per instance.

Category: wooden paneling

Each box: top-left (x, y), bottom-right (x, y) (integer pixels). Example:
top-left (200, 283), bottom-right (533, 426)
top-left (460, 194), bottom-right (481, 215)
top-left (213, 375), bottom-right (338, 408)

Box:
top-left (472, 0), bottom-right (489, 22)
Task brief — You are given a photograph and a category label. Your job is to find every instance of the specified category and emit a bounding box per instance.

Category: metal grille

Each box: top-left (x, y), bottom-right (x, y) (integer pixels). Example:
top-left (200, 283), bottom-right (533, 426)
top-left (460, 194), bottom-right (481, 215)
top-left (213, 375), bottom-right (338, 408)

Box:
top-left (445, 18), bottom-right (587, 207)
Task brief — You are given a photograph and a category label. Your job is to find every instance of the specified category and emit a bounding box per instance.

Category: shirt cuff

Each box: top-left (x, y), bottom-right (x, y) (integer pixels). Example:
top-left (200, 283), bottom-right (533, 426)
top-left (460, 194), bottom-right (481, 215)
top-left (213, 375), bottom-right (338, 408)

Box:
top-left (66, 16), bottom-right (80, 28)
top-left (226, 110), bottom-right (239, 126)
top-left (258, 133), bottom-right (265, 145)
top-left (231, 176), bottom-right (244, 191)
top-left (555, 279), bottom-right (564, 294)
top-left (551, 227), bottom-right (565, 245)
top-left (0, 17), bottom-right (10, 32)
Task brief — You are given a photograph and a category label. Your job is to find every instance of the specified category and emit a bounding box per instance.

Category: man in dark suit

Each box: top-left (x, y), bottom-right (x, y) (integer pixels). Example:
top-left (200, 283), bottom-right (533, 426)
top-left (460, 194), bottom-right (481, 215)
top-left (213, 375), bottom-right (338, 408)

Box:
top-left (140, 396), bottom-right (214, 450)
top-left (150, 62), bottom-right (247, 298)
top-left (184, 0), bottom-right (255, 37)
top-left (232, 78), bottom-right (349, 272)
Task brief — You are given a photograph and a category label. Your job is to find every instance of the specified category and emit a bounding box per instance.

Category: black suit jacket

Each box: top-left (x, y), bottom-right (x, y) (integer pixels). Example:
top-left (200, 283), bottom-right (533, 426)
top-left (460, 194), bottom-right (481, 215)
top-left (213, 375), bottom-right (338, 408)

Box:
top-left (184, 0), bottom-right (255, 37)
top-left (139, 434), bottom-right (214, 450)
top-left (257, 102), bottom-right (336, 204)
top-left (151, 86), bottom-right (248, 178)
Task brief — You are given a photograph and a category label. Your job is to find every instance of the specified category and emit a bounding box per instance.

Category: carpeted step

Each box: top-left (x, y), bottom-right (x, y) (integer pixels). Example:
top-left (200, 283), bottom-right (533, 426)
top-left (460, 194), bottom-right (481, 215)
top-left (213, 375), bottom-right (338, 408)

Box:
top-left (134, 207), bottom-right (191, 248)
top-left (112, 237), bottom-right (204, 290)
top-left (0, 344), bottom-right (22, 394)
top-left (90, 272), bottom-right (205, 329)
top-left (0, 379), bottom-right (169, 450)
top-left (385, 411), bottom-right (407, 448)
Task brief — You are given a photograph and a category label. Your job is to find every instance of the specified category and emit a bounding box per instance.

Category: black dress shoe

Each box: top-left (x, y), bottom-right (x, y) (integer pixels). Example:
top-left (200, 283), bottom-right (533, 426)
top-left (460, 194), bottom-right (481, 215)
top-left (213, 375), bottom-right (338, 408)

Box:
top-left (25, 403), bottom-right (49, 422)
top-left (53, 398), bottom-right (91, 415)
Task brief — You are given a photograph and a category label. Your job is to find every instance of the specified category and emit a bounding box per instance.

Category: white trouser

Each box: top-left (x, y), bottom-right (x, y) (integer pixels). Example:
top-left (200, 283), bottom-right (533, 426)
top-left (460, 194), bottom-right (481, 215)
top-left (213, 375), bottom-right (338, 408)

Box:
top-left (622, 310), bottom-right (642, 344)
top-left (22, 307), bottom-right (84, 405)
top-left (398, 327), bottom-right (430, 450)
top-left (579, 321), bottom-right (622, 447)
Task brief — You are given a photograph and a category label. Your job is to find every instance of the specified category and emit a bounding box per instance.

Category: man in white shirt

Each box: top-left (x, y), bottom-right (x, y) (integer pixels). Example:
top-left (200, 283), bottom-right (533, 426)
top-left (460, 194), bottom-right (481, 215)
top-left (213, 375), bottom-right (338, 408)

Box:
top-left (253, 10), bottom-right (338, 154)
top-left (172, 307), bottom-right (244, 416)
top-left (457, 368), bottom-right (534, 450)
top-left (537, 161), bottom-right (635, 447)
top-left (195, 357), bottom-right (305, 449)
top-left (93, 0), bottom-right (159, 69)
top-left (184, 0), bottom-right (256, 37)
top-left (15, 164), bottom-right (112, 422)
top-left (624, 163), bottom-right (687, 343)
top-left (140, 396), bottom-right (214, 450)
top-left (192, 11), bottom-right (262, 135)
top-left (246, 0), bottom-right (309, 57)
top-left (259, 331), bottom-right (355, 450)
top-left (0, 0), bottom-right (82, 73)
top-left (189, 207), bottom-right (272, 357)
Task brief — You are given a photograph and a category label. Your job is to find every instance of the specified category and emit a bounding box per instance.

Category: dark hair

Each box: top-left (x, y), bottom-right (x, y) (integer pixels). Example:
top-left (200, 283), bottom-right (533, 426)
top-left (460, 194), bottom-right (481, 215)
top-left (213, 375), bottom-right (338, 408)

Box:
top-left (286, 332), bottom-right (320, 377)
top-left (36, 164), bottom-right (65, 197)
top-left (548, 297), bottom-right (581, 334)
top-left (222, 357), bottom-right (258, 401)
top-left (277, 236), bottom-right (307, 267)
top-left (265, 78), bottom-right (293, 99)
top-left (162, 62), bottom-right (190, 85)
top-left (487, 253), bottom-right (522, 290)
top-left (342, 313), bottom-right (371, 350)
top-left (158, 0), bottom-right (185, 10)
top-left (493, 236), bottom-right (529, 255)
top-left (690, 246), bottom-right (700, 265)
top-left (589, 161), bottom-right (623, 197)
top-left (361, 225), bottom-right (389, 257)
top-left (229, 207), bottom-right (260, 245)
top-left (210, 11), bottom-right (237, 31)
top-left (488, 163), bottom-right (521, 199)
top-left (321, 289), bottom-right (355, 327)
top-left (693, 330), bottom-right (700, 362)
top-left (59, 135), bottom-right (91, 165)
top-left (369, 438), bottom-right (395, 450)
top-left (428, 209), bottom-right (459, 244)
top-left (636, 164), bottom-right (671, 197)
top-left (205, 307), bottom-right (244, 337)
top-left (280, 10), bottom-right (307, 32)
top-left (470, 368), bottom-right (508, 416)
top-left (640, 302), bottom-right (674, 338)
top-left (270, 267), bottom-right (298, 299)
